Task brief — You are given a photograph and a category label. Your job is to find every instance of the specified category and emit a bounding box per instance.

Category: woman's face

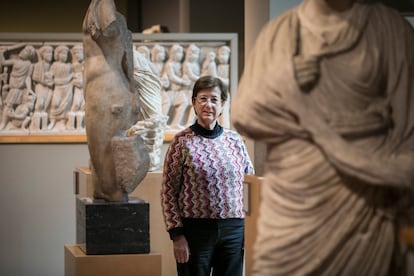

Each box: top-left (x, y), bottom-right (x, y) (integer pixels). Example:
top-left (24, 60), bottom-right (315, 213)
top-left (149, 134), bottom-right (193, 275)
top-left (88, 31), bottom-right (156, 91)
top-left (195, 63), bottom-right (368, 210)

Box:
top-left (192, 86), bottom-right (225, 130)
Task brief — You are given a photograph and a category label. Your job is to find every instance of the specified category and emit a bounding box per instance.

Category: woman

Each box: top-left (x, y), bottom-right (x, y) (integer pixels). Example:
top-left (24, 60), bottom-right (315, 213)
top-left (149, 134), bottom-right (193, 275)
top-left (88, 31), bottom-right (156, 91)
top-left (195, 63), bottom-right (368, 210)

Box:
top-left (161, 75), bottom-right (254, 276)
top-left (232, 0), bottom-right (414, 275)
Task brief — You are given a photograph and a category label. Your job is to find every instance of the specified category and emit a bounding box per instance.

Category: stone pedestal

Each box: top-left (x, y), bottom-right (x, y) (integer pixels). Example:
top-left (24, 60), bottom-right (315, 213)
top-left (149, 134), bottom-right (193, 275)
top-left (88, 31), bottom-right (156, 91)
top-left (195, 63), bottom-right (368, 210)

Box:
top-left (64, 244), bottom-right (161, 276)
top-left (73, 167), bottom-right (94, 197)
top-left (76, 196), bottom-right (150, 254)
top-left (74, 167), bottom-right (176, 276)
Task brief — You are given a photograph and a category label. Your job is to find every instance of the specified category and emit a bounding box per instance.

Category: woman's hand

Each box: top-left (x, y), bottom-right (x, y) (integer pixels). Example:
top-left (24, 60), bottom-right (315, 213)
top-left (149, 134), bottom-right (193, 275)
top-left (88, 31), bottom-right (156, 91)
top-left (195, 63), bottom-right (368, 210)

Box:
top-left (172, 235), bottom-right (190, 263)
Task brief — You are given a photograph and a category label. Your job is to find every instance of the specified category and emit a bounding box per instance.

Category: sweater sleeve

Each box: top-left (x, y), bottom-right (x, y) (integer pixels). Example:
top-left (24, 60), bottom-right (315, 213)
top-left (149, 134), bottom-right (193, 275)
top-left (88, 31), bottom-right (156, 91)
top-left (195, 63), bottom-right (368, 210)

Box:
top-left (161, 134), bottom-right (185, 233)
top-left (239, 135), bottom-right (255, 175)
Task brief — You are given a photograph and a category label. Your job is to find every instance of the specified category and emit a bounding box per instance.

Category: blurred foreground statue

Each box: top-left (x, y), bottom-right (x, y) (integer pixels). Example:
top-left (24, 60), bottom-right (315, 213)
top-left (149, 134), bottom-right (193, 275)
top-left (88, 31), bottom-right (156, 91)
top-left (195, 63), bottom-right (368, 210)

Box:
top-left (83, 0), bottom-right (151, 202)
top-left (232, 0), bottom-right (414, 275)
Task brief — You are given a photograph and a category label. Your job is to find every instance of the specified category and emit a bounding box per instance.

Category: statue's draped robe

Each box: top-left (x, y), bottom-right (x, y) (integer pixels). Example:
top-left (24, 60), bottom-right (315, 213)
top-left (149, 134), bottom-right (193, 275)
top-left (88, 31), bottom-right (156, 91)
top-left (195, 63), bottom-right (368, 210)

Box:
top-left (232, 3), bottom-right (414, 275)
top-left (133, 51), bottom-right (162, 121)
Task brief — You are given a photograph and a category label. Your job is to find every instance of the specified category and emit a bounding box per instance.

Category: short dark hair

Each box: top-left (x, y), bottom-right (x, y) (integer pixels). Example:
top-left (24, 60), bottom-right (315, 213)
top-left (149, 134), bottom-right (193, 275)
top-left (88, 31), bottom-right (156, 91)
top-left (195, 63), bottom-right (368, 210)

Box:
top-left (192, 75), bottom-right (228, 102)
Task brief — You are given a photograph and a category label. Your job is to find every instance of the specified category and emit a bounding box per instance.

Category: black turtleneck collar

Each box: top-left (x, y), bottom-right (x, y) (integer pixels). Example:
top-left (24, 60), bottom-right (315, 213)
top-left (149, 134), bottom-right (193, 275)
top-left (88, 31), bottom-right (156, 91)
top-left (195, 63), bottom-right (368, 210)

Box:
top-left (190, 121), bottom-right (223, 139)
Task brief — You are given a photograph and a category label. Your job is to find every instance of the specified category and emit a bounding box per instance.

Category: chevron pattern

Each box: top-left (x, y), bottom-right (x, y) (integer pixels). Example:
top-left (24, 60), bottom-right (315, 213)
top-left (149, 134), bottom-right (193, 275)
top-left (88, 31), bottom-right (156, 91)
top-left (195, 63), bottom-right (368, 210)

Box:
top-left (161, 128), bottom-right (254, 231)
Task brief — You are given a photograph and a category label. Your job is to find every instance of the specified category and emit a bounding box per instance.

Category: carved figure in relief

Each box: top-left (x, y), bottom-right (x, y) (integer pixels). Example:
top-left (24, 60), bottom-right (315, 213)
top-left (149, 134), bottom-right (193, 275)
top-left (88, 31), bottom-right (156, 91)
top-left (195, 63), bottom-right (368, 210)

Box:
top-left (201, 50), bottom-right (217, 77)
top-left (182, 43), bottom-right (200, 126)
top-left (162, 44), bottom-right (190, 131)
top-left (149, 44), bottom-right (169, 91)
top-left (83, 0), bottom-right (149, 202)
top-left (7, 89), bottom-right (36, 130)
top-left (48, 45), bottom-right (73, 131)
top-left (0, 67), bottom-right (7, 110)
top-left (232, 0), bottom-right (414, 275)
top-left (67, 44), bottom-right (85, 131)
top-left (216, 45), bottom-right (231, 128)
top-left (136, 45), bottom-right (150, 63)
top-left (0, 45), bottom-right (36, 130)
top-left (31, 45), bottom-right (54, 131)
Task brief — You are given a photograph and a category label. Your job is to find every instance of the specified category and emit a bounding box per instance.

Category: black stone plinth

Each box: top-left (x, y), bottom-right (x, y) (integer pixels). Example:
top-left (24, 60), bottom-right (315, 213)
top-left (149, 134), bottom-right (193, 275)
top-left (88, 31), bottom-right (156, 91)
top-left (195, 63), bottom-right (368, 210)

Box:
top-left (76, 196), bottom-right (150, 255)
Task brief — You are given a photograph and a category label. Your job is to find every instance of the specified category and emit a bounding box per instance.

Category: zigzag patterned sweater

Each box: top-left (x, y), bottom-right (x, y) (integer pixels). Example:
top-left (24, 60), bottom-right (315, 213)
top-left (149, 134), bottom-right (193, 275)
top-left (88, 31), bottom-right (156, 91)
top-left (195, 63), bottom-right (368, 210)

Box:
top-left (161, 122), bottom-right (254, 239)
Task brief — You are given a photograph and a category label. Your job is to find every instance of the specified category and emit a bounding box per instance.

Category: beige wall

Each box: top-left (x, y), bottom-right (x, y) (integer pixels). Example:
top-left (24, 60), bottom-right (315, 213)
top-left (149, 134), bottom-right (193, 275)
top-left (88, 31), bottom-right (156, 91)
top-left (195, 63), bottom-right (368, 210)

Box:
top-left (0, 144), bottom-right (90, 275)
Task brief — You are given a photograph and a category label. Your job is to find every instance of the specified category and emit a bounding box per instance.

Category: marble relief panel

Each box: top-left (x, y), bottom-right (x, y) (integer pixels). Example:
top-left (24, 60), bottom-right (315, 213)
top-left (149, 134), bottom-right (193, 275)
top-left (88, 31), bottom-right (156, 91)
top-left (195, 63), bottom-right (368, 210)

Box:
top-left (0, 33), bottom-right (237, 142)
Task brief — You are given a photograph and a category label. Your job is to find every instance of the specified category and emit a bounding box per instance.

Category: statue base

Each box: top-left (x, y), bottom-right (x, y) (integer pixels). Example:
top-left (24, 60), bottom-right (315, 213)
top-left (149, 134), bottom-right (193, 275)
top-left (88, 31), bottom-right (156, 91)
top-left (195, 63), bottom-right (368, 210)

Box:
top-left (64, 244), bottom-right (161, 276)
top-left (76, 196), bottom-right (150, 255)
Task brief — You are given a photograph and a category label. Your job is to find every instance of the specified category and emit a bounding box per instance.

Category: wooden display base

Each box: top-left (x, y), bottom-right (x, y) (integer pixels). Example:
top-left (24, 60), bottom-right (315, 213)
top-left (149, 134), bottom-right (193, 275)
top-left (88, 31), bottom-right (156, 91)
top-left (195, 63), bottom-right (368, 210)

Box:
top-left (64, 244), bottom-right (161, 276)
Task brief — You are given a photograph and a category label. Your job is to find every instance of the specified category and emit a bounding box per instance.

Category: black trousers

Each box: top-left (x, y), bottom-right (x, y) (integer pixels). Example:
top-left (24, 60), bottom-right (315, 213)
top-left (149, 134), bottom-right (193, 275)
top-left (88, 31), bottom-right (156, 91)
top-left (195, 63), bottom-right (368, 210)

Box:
top-left (177, 218), bottom-right (245, 276)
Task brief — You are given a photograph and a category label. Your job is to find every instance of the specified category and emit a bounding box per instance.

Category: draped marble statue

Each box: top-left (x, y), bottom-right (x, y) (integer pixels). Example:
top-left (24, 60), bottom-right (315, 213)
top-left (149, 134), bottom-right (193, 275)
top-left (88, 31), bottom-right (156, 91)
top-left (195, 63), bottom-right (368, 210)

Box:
top-left (82, 0), bottom-right (150, 202)
top-left (232, 0), bottom-right (414, 275)
top-left (127, 46), bottom-right (168, 172)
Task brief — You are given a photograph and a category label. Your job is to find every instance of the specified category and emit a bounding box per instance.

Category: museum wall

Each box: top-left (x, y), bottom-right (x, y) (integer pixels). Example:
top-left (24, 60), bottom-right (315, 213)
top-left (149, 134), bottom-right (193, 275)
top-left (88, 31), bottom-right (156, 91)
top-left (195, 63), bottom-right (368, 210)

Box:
top-left (0, 144), bottom-right (89, 275)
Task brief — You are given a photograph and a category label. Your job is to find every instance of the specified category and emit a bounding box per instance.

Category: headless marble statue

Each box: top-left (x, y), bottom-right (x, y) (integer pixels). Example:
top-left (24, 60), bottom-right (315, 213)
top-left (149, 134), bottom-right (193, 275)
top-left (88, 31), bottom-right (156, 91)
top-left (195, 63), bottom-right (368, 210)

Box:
top-left (83, 0), bottom-right (149, 202)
